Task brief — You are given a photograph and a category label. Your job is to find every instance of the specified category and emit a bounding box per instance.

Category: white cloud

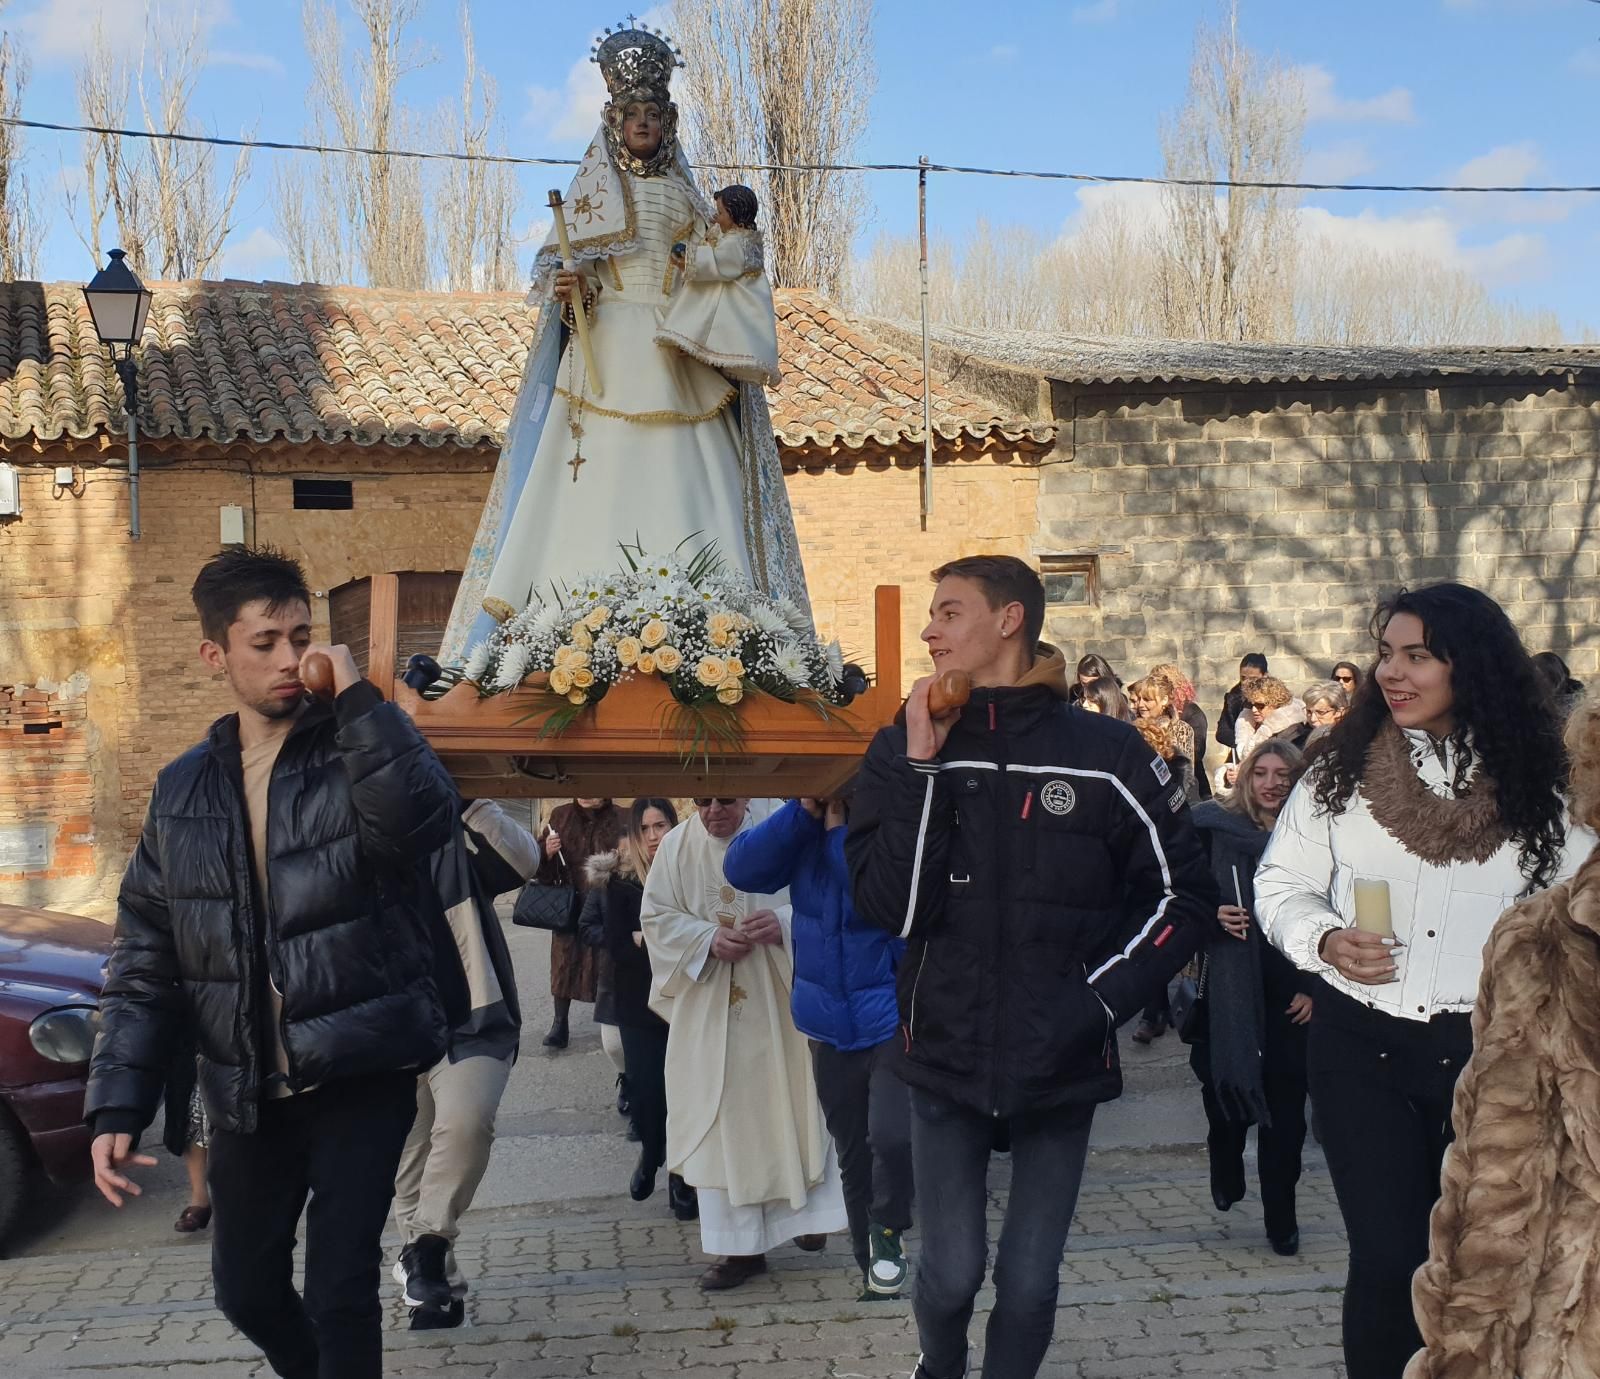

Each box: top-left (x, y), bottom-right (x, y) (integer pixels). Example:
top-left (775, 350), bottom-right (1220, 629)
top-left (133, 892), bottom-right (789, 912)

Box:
top-left (1072, 0), bottom-right (1120, 22)
top-left (218, 227), bottom-right (288, 281)
top-left (207, 49), bottom-right (286, 76)
top-left (1301, 142), bottom-right (1376, 184)
top-left (1446, 141), bottom-right (1586, 225)
top-left (1297, 64), bottom-right (1416, 124)
top-left (16, 0), bottom-right (231, 64)
top-left (1297, 205), bottom-right (1549, 287)
top-left (1570, 46), bottom-right (1600, 77)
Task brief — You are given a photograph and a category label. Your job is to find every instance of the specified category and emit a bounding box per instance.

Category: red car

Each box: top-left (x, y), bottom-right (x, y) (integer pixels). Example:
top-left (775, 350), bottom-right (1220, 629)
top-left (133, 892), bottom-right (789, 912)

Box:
top-left (0, 901), bottom-right (111, 1246)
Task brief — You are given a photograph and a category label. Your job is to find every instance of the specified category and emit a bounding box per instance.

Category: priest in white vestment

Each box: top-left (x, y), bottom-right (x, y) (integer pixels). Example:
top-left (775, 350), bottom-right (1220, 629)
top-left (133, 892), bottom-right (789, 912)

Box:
top-left (641, 797), bottom-right (846, 1291)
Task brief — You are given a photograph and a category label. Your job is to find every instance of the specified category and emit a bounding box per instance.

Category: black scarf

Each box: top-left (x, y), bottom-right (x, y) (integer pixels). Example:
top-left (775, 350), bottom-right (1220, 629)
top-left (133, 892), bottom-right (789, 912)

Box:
top-left (1191, 801), bottom-right (1273, 1126)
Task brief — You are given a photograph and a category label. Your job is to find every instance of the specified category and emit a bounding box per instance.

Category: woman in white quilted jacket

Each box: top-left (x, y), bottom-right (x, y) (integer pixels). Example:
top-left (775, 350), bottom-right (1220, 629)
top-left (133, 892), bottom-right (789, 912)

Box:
top-left (1254, 582), bottom-right (1592, 1379)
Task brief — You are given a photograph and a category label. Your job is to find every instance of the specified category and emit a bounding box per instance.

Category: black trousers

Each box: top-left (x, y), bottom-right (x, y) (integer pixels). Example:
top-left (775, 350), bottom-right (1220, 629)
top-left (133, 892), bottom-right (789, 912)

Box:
top-left (1194, 1004), bottom-right (1308, 1240)
top-left (810, 1036), bottom-right (913, 1272)
top-left (910, 1087), bottom-right (1094, 1379)
top-left (619, 1022), bottom-right (669, 1170)
top-left (1308, 990), bottom-right (1471, 1379)
top-left (208, 1071), bottom-right (419, 1379)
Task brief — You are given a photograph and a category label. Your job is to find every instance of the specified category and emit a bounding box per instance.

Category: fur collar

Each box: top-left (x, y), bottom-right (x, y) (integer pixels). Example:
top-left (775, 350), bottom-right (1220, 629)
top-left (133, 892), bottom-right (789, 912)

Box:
top-left (1360, 719), bottom-right (1510, 867)
top-left (586, 847), bottom-right (624, 886)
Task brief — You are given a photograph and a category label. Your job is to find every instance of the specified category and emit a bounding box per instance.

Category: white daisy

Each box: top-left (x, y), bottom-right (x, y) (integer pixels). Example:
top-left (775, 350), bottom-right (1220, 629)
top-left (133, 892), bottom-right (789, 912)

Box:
top-left (772, 641), bottom-right (809, 685)
top-left (463, 642), bottom-right (493, 683)
top-left (752, 604), bottom-right (791, 637)
top-left (823, 640), bottom-right (845, 686)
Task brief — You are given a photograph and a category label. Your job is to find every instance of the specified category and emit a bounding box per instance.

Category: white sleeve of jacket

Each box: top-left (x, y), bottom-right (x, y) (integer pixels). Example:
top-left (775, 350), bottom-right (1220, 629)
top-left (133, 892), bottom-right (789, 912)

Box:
top-left (1253, 778), bottom-right (1344, 982)
top-left (461, 799), bottom-right (542, 880)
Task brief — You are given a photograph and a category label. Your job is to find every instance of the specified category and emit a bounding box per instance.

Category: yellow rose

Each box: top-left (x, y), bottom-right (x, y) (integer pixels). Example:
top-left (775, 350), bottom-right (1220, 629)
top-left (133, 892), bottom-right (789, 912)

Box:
top-left (708, 612), bottom-right (735, 638)
top-left (616, 636), bottom-right (642, 667)
top-left (567, 689), bottom-right (588, 705)
top-left (548, 666), bottom-right (574, 695)
top-left (553, 645), bottom-right (575, 670)
top-left (567, 648), bottom-right (591, 668)
top-left (726, 657), bottom-right (745, 677)
top-left (637, 652), bottom-right (657, 675)
top-left (572, 667), bottom-right (595, 689)
top-left (641, 619), bottom-right (668, 648)
top-left (583, 606), bottom-right (611, 630)
top-left (695, 655), bottom-right (728, 687)
top-left (653, 645), bottom-right (683, 674)
top-left (717, 682), bottom-right (744, 706)
top-left (569, 623), bottom-right (594, 651)
top-left (709, 626), bottom-right (732, 648)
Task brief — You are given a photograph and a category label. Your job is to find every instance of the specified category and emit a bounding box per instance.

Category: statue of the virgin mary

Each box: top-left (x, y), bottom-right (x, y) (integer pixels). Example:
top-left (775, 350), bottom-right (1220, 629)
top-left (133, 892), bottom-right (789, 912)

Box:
top-left (440, 21), bottom-right (812, 666)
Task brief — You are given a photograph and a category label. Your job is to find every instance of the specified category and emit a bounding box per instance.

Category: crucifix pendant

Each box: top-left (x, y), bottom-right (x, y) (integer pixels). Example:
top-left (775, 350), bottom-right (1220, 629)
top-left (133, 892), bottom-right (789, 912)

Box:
top-left (568, 453), bottom-right (585, 482)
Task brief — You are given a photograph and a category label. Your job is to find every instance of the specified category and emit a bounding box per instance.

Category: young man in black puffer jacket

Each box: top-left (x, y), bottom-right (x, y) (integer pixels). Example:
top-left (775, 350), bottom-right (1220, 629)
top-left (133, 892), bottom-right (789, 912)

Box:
top-left (847, 556), bottom-right (1217, 1379)
top-left (86, 546), bottom-right (463, 1379)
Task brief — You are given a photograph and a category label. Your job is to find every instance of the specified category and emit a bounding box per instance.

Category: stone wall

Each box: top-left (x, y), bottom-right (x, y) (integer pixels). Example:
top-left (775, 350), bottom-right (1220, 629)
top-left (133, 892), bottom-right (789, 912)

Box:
top-left (1036, 376), bottom-right (1600, 716)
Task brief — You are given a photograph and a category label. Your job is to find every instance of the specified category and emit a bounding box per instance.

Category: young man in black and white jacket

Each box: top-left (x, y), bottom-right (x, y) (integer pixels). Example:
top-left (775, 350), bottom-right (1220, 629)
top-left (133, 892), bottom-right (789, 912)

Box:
top-left (847, 556), bottom-right (1217, 1379)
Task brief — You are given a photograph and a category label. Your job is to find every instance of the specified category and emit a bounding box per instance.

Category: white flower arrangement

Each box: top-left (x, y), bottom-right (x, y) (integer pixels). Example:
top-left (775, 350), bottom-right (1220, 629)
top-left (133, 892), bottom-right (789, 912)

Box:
top-left (462, 545), bottom-right (851, 727)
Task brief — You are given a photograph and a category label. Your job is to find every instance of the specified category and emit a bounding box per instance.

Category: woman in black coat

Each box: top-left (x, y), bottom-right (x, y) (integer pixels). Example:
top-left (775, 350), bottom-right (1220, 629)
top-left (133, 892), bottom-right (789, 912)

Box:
top-left (578, 798), bottom-right (697, 1222)
top-left (1188, 737), bottom-right (1315, 1257)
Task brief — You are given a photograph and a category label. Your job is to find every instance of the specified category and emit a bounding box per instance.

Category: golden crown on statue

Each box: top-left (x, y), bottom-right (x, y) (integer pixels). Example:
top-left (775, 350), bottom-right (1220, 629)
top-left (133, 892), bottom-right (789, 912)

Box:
top-left (591, 17), bottom-right (684, 105)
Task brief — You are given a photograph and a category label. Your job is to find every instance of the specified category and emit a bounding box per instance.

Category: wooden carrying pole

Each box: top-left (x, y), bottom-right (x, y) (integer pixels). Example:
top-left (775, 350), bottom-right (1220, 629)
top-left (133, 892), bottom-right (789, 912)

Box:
top-left (918, 156), bottom-right (933, 530)
top-left (548, 189), bottom-right (602, 397)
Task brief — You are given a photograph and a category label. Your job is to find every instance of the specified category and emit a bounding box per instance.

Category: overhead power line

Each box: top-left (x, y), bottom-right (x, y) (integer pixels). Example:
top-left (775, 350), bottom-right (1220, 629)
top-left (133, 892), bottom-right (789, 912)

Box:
top-left (6, 114), bottom-right (1600, 196)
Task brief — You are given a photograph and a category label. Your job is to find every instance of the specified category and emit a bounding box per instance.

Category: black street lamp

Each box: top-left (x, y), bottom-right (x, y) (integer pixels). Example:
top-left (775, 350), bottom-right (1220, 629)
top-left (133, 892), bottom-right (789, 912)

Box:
top-left (83, 248), bottom-right (153, 540)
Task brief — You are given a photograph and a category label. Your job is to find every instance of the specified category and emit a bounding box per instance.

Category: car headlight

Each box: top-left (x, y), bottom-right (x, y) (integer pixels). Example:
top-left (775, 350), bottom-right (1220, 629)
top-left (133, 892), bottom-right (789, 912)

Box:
top-left (28, 1005), bottom-right (99, 1064)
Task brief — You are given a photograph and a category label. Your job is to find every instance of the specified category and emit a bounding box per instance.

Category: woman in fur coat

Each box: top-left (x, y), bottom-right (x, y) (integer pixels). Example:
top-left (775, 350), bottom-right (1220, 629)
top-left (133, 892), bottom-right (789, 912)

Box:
top-left (1254, 583), bottom-right (1591, 1379)
top-left (1404, 692), bottom-right (1600, 1379)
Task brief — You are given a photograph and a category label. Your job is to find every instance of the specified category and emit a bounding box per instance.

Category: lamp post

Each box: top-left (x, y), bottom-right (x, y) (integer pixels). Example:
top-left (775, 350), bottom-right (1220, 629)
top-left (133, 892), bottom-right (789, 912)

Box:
top-left (83, 249), bottom-right (153, 540)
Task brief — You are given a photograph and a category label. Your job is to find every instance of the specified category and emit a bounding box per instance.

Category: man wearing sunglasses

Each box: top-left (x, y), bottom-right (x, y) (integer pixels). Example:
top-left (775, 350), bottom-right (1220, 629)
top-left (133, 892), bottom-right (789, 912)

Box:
top-left (640, 796), bottom-right (846, 1291)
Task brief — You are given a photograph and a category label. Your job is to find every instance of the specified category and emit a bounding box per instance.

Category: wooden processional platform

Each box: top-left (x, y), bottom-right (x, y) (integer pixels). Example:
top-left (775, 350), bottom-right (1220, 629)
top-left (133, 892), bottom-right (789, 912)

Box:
top-left (361, 574), bottom-right (904, 799)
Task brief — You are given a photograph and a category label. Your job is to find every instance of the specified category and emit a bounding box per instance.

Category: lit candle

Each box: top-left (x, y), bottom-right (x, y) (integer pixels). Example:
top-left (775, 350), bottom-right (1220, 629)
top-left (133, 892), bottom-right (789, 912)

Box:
top-left (1352, 878), bottom-right (1394, 938)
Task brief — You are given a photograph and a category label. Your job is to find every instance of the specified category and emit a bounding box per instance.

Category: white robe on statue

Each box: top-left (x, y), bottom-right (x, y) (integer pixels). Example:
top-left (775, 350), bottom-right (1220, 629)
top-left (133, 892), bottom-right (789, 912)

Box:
top-left (482, 171), bottom-right (752, 615)
top-left (641, 805), bottom-right (845, 1256)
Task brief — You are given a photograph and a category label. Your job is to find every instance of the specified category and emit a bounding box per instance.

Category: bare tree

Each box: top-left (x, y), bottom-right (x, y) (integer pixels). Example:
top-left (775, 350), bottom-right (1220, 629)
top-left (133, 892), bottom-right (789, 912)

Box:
top-left (0, 11), bottom-right (39, 279)
top-left (432, 4), bottom-right (520, 292)
top-left (274, 0), bottom-right (431, 289)
top-left (1156, 0), bottom-right (1303, 340)
top-left (674, 0), bottom-right (874, 297)
top-left (69, 12), bottom-right (251, 280)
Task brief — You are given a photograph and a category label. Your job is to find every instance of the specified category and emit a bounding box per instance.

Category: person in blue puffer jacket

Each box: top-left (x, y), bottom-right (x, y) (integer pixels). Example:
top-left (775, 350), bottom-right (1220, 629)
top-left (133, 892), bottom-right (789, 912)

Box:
top-left (724, 792), bottom-right (913, 1301)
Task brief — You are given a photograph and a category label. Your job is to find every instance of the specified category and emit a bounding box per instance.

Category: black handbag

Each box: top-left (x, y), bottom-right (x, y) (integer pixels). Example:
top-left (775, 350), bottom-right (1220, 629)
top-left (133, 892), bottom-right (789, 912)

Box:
top-left (1173, 953), bottom-right (1210, 1045)
top-left (512, 850), bottom-right (581, 934)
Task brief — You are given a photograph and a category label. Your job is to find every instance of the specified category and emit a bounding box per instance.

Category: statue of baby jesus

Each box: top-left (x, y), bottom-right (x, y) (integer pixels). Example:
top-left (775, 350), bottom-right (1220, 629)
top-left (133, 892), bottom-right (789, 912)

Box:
top-left (655, 184), bottom-right (780, 387)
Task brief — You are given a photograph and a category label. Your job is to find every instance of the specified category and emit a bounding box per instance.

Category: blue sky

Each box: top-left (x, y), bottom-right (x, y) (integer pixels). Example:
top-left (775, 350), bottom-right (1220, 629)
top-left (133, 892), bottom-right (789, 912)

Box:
top-left (7, 0), bottom-right (1599, 334)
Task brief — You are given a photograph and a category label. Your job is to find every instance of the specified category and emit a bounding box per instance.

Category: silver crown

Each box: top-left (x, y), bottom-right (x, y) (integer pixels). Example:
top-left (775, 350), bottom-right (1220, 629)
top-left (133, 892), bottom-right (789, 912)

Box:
top-left (591, 18), bottom-right (683, 106)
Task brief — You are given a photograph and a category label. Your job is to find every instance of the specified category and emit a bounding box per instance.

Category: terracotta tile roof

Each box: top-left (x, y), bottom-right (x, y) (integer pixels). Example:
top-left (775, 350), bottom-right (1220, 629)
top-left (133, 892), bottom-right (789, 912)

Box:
top-left (0, 280), bottom-right (1053, 458)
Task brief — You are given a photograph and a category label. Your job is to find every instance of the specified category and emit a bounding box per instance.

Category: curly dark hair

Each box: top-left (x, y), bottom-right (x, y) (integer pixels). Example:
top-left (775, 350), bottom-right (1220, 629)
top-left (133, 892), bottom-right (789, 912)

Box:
top-left (1309, 583), bottom-right (1570, 891)
top-left (714, 184), bottom-right (759, 228)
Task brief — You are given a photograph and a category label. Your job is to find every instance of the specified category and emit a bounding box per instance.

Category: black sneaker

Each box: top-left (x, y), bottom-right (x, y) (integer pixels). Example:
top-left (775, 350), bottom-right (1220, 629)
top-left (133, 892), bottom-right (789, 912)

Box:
top-left (668, 1172), bottom-right (699, 1221)
top-left (409, 1298), bottom-right (465, 1330)
top-left (865, 1222), bottom-right (908, 1295)
top-left (401, 1233), bottom-right (452, 1310)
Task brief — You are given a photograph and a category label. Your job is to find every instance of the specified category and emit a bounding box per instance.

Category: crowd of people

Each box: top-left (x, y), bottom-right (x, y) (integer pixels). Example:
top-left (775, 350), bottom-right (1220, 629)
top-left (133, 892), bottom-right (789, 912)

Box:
top-left (79, 544), bottom-right (1600, 1379)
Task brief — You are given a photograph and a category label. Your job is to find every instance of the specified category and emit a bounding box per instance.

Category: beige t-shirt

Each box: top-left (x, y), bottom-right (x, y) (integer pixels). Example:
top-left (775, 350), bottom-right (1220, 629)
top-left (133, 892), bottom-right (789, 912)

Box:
top-left (240, 731), bottom-right (294, 1095)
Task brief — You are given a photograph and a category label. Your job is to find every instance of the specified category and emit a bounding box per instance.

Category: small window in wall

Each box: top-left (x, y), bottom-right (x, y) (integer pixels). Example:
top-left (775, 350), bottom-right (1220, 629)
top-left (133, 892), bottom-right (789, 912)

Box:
top-left (1041, 554), bottom-right (1099, 608)
top-left (293, 478), bottom-right (354, 510)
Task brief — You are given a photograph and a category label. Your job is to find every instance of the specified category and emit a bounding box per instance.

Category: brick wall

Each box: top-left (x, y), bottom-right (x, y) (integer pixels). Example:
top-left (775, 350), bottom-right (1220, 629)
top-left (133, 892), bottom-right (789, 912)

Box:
top-left (0, 681), bottom-right (95, 891)
top-left (788, 453), bottom-right (1040, 691)
top-left (1037, 377), bottom-right (1600, 714)
top-left (0, 446), bottom-right (493, 913)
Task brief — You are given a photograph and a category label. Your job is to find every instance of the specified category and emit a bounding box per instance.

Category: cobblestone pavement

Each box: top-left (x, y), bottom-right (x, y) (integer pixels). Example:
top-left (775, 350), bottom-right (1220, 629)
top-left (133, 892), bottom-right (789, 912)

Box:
top-left (0, 1148), bottom-right (1349, 1379)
